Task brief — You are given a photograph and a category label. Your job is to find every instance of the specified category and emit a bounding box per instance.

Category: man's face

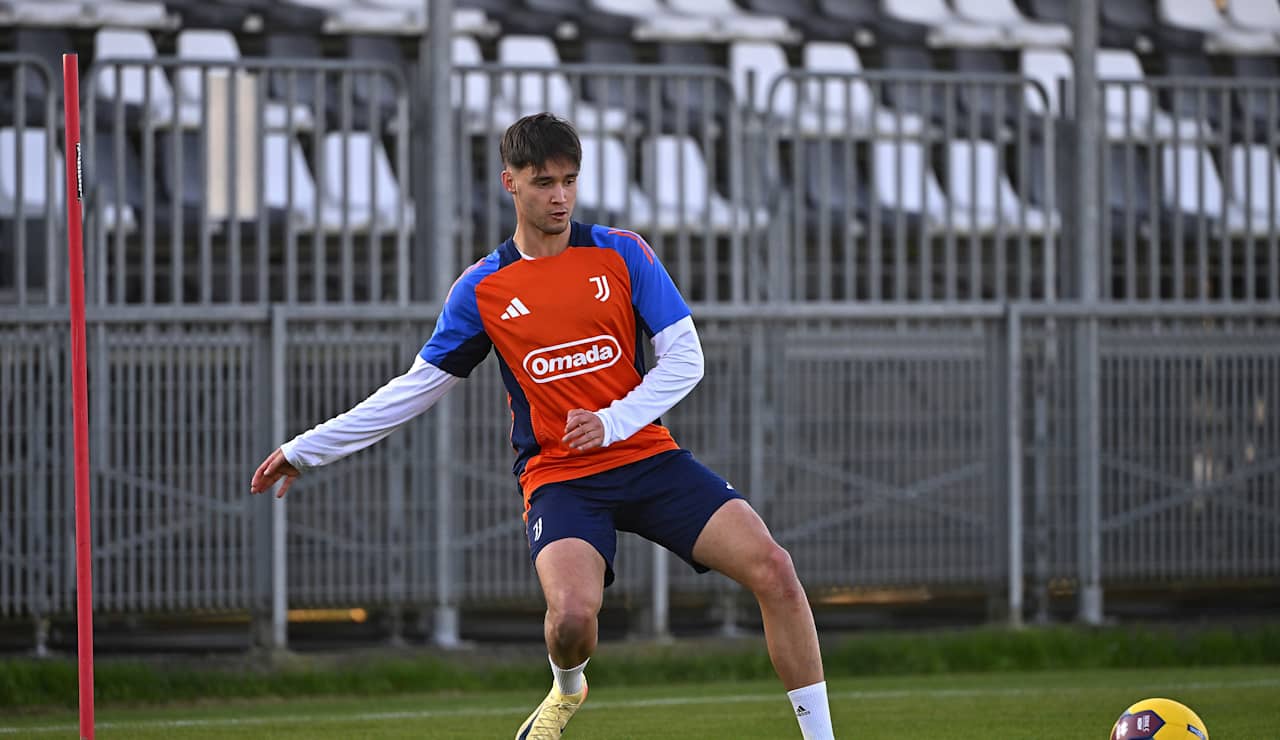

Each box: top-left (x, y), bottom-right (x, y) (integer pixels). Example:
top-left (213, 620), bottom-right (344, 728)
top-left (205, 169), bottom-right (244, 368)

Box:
top-left (504, 158), bottom-right (578, 236)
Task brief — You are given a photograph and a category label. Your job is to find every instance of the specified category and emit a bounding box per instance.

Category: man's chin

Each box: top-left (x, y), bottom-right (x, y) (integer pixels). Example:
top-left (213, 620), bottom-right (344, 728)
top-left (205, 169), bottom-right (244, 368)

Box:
top-left (538, 220), bottom-right (570, 235)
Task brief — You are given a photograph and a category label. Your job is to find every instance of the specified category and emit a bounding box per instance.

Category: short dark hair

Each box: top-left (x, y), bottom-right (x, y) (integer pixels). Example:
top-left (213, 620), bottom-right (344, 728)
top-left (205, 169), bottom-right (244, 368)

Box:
top-left (500, 113), bottom-right (581, 171)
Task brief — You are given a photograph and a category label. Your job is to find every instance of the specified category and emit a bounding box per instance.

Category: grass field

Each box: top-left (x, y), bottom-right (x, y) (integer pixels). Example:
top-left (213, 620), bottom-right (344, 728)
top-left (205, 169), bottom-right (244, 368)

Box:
top-left (2, 664), bottom-right (1277, 739)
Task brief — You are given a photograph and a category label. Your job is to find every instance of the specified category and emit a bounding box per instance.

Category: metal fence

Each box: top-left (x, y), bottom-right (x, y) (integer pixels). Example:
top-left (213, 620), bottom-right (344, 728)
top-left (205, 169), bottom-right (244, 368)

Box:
top-left (3, 53), bottom-right (1280, 649)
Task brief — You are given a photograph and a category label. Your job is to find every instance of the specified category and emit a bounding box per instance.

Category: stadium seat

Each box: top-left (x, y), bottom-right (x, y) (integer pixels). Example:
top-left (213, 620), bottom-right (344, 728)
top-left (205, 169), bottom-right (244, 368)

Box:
top-left (0, 127), bottom-right (63, 220)
top-left (1160, 142), bottom-right (1247, 234)
top-left (92, 28), bottom-right (179, 129)
top-left (741, 0), bottom-right (858, 43)
top-left (644, 135), bottom-right (763, 234)
top-left (320, 131), bottom-right (410, 232)
top-left (160, 0), bottom-right (254, 32)
top-left (870, 139), bottom-right (953, 231)
top-left (944, 140), bottom-right (1056, 235)
top-left (177, 29), bottom-right (315, 131)
top-left (363, 0), bottom-right (497, 36)
top-left (496, 35), bottom-right (630, 134)
top-left (815, 0), bottom-right (926, 45)
top-left (1227, 144), bottom-right (1280, 236)
top-left (798, 41), bottom-right (927, 138)
top-left (0, 0), bottom-right (86, 26)
top-left (1225, 0), bottom-right (1280, 32)
top-left (262, 133), bottom-right (344, 232)
top-left (460, 0), bottom-right (566, 36)
top-left (952, 0), bottom-right (1071, 47)
top-left (89, 1), bottom-right (172, 27)
top-left (728, 41), bottom-right (798, 121)
top-left (1097, 49), bottom-right (1206, 141)
top-left (452, 35), bottom-right (510, 132)
top-left (881, 0), bottom-right (1005, 48)
top-left (264, 33), bottom-right (332, 129)
top-left (576, 134), bottom-right (654, 228)
top-left (662, 0), bottom-right (796, 42)
top-left (1157, 0), bottom-right (1280, 54)
top-left (589, 0), bottom-right (719, 41)
top-left (286, 0), bottom-right (420, 34)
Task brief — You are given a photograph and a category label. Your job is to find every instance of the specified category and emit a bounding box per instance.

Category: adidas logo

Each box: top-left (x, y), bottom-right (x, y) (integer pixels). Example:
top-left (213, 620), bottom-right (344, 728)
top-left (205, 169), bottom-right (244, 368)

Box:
top-left (501, 297), bottom-right (532, 320)
top-left (796, 705), bottom-right (810, 717)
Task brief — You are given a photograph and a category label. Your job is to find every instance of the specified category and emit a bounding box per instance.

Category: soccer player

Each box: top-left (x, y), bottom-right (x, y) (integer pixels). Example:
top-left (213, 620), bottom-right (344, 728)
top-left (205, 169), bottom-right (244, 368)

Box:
top-left (249, 113), bottom-right (836, 740)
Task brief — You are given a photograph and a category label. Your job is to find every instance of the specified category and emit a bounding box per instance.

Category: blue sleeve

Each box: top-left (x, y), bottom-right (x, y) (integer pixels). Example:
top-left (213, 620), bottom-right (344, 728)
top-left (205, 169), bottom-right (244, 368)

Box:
top-left (418, 259), bottom-right (494, 378)
top-left (596, 226), bottom-right (691, 337)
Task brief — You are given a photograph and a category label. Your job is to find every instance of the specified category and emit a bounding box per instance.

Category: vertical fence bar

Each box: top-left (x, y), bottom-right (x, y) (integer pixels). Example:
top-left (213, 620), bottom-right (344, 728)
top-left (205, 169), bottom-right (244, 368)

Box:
top-left (1007, 307), bottom-right (1023, 627)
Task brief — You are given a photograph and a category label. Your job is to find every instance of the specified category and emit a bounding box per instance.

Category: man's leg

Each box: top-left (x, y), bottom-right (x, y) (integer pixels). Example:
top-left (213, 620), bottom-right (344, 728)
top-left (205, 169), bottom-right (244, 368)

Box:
top-left (692, 499), bottom-right (834, 738)
top-left (535, 537), bottom-right (606, 670)
top-left (515, 537), bottom-right (605, 740)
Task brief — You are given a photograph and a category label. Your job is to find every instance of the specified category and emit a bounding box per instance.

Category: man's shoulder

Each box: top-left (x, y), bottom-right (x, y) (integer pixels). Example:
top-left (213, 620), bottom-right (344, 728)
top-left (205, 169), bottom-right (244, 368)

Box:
top-left (579, 223), bottom-right (656, 264)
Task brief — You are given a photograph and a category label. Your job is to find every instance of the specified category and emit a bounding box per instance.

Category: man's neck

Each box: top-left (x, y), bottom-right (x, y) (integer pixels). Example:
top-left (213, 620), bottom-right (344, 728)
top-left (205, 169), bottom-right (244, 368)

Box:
top-left (512, 224), bottom-right (571, 259)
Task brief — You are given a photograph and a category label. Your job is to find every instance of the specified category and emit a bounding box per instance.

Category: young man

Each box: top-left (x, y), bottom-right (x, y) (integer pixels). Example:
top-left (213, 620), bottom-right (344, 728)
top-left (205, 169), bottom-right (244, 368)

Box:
top-left (250, 113), bottom-right (835, 740)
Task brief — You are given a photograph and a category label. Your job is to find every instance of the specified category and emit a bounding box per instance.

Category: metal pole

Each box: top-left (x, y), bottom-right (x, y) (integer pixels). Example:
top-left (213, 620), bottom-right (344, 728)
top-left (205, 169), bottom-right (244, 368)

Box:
top-left (422, 0), bottom-right (456, 303)
top-left (1072, 0), bottom-right (1104, 626)
top-left (271, 309), bottom-right (289, 648)
top-left (1006, 308), bottom-right (1023, 628)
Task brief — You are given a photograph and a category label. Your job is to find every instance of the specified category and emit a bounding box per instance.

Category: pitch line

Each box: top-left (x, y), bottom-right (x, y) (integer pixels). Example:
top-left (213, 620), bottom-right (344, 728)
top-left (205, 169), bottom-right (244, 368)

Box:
top-left (3, 677), bottom-right (1278, 735)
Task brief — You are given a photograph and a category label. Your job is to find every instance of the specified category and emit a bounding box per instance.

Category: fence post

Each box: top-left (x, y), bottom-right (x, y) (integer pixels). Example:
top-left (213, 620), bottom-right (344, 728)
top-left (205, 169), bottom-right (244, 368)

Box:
top-left (1006, 307), bottom-right (1023, 628)
top-left (432, 394), bottom-right (461, 647)
top-left (1072, 0), bottom-right (1104, 626)
top-left (270, 308), bottom-right (289, 649)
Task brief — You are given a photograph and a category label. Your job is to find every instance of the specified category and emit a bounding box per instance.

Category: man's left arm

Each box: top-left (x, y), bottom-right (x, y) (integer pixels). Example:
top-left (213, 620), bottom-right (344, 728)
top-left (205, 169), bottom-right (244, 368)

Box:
top-left (591, 315), bottom-right (703, 447)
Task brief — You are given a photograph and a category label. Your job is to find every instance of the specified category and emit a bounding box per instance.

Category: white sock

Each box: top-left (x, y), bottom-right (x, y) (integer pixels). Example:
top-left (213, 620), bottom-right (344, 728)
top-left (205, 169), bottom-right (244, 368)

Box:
top-left (787, 681), bottom-right (834, 740)
top-left (549, 655), bottom-right (588, 695)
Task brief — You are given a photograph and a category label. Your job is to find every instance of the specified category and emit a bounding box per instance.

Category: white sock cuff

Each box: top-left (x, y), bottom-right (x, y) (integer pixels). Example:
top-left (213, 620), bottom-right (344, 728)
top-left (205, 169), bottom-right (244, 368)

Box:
top-left (549, 655), bottom-right (589, 695)
top-left (787, 680), bottom-right (827, 702)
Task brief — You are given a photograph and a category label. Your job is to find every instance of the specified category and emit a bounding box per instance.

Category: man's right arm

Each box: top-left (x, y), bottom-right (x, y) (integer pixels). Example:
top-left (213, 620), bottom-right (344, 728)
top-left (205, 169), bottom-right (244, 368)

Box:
top-left (280, 357), bottom-right (461, 471)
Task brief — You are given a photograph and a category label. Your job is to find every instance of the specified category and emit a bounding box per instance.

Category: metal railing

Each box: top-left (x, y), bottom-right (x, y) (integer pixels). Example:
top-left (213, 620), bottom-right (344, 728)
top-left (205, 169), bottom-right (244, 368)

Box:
top-left (3, 58), bottom-right (1280, 649)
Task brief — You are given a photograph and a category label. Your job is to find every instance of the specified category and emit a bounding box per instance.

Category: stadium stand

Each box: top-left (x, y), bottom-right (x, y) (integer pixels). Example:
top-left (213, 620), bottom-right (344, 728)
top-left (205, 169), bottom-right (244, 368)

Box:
top-left (952, 0), bottom-right (1072, 47)
top-left (496, 34), bottom-right (630, 134)
top-left (882, 0), bottom-right (1006, 48)
top-left (1157, 0), bottom-right (1280, 53)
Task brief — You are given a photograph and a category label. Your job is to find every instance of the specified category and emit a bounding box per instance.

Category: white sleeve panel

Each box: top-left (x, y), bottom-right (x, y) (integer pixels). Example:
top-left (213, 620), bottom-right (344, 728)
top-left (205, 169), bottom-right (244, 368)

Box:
top-left (281, 357), bottom-right (461, 471)
top-left (593, 315), bottom-right (704, 447)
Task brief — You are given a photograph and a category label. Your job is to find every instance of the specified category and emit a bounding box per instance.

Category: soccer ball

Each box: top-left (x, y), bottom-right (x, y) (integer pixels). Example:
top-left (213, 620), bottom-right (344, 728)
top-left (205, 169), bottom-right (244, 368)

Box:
top-left (1111, 697), bottom-right (1208, 739)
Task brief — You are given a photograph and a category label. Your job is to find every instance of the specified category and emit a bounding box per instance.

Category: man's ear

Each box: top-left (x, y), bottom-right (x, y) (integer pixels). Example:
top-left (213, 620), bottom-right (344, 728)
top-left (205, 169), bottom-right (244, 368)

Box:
top-left (501, 169), bottom-right (515, 194)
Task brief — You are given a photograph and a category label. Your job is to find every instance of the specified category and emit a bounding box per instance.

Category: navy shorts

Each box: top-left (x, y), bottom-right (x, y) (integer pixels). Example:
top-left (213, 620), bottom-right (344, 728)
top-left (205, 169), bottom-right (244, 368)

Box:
top-left (524, 449), bottom-right (745, 587)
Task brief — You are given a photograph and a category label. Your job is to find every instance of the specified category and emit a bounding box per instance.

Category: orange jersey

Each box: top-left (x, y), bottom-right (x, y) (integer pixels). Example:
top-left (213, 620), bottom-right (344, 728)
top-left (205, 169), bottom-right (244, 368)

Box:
top-left (420, 223), bottom-right (690, 501)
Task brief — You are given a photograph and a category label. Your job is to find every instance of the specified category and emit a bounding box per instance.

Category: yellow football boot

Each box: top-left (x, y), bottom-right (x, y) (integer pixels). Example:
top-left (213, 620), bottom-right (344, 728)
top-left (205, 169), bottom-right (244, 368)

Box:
top-left (514, 680), bottom-right (588, 739)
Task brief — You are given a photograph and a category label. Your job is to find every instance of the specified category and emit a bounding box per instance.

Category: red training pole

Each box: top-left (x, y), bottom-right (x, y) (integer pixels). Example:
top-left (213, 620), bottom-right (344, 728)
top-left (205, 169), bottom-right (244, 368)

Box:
top-left (62, 52), bottom-right (94, 740)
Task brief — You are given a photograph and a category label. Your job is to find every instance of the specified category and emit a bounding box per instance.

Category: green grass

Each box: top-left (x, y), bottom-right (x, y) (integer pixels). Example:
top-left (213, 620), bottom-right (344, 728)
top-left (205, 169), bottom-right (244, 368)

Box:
top-left (6, 624), bottom-right (1280, 710)
top-left (3, 665), bottom-right (1278, 739)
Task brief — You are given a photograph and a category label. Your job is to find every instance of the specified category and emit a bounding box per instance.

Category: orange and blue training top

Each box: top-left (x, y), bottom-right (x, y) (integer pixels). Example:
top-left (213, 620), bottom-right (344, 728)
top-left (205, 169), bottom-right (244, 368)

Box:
top-left (419, 222), bottom-right (689, 503)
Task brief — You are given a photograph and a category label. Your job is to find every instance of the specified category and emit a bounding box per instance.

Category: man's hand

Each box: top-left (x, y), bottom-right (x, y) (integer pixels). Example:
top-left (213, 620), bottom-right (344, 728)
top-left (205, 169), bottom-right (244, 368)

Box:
top-left (562, 408), bottom-right (605, 452)
top-left (250, 447), bottom-right (300, 498)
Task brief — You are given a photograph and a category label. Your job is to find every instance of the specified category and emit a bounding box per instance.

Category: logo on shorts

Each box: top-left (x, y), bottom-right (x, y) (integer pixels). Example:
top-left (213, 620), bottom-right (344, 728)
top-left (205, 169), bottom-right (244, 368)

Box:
top-left (523, 335), bottom-right (621, 384)
top-left (532, 517), bottom-right (543, 542)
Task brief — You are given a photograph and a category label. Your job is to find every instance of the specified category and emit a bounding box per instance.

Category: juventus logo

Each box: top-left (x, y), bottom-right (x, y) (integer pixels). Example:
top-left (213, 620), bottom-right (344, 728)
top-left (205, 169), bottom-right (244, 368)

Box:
top-left (589, 275), bottom-right (610, 302)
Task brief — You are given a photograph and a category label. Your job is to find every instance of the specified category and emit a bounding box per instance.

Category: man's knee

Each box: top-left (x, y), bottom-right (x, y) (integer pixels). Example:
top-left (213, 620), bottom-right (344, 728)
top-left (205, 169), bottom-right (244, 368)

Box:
top-left (546, 598), bottom-right (599, 644)
top-left (749, 543), bottom-right (805, 604)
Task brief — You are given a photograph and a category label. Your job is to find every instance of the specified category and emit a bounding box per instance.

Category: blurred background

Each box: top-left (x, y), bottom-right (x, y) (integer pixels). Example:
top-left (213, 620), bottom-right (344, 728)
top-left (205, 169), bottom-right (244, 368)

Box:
top-left (1, 0), bottom-right (1278, 658)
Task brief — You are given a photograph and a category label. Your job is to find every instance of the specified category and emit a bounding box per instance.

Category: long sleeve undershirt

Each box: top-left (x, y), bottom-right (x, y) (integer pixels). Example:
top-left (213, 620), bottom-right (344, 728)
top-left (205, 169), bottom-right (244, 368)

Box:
top-left (280, 315), bottom-right (705, 471)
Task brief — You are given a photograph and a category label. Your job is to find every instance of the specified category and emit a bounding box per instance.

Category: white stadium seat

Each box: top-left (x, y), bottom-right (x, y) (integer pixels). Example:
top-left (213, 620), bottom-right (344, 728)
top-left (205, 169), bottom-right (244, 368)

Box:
top-left (176, 30), bottom-right (315, 131)
top-left (645, 135), bottom-right (766, 234)
top-left (800, 41), bottom-right (926, 137)
top-left (951, 0), bottom-right (1071, 47)
top-left (728, 40), bottom-right (796, 117)
top-left (577, 134), bottom-right (654, 227)
top-left (93, 27), bottom-right (178, 127)
top-left (588, 0), bottom-right (718, 41)
top-left (946, 140), bottom-right (1057, 235)
top-left (872, 140), bottom-right (955, 230)
top-left (497, 35), bottom-right (630, 134)
top-left (662, 0), bottom-right (795, 42)
top-left (1228, 144), bottom-right (1280, 236)
top-left (1161, 143), bottom-right (1247, 232)
top-left (0, 128), bottom-right (63, 217)
top-left (321, 132), bottom-right (411, 233)
top-left (881, 0), bottom-right (1005, 48)
top-left (263, 134), bottom-right (344, 232)
top-left (1157, 0), bottom-right (1280, 54)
